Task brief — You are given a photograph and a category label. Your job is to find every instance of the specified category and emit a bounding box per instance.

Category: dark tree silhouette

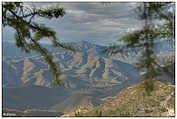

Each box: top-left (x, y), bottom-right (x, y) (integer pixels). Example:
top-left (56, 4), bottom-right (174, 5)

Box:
top-left (3, 2), bottom-right (75, 86)
top-left (105, 2), bottom-right (175, 93)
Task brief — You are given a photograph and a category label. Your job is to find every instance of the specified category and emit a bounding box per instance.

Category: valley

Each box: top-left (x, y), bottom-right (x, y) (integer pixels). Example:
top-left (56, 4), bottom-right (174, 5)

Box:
top-left (2, 41), bottom-right (175, 117)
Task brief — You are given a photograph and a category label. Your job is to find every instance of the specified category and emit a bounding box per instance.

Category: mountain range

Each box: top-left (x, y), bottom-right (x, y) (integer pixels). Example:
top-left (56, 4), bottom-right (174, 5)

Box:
top-left (3, 41), bottom-right (143, 88)
top-left (2, 40), bottom-right (174, 116)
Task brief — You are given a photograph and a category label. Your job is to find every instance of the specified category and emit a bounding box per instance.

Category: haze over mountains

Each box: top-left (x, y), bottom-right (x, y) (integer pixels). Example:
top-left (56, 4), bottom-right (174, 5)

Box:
top-left (3, 41), bottom-right (142, 88)
top-left (2, 40), bottom-right (174, 115)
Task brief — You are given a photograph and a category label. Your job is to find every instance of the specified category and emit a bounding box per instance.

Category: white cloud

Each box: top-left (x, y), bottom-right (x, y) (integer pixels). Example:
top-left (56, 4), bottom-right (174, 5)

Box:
top-left (3, 2), bottom-right (142, 46)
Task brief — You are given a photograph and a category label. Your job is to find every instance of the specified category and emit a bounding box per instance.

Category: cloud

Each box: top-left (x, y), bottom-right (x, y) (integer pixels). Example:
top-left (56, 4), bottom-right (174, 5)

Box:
top-left (3, 2), bottom-right (142, 46)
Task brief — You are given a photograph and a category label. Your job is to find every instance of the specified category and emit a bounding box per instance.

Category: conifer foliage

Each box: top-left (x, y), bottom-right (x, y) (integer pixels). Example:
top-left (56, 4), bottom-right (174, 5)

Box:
top-left (105, 2), bottom-right (175, 92)
top-left (3, 2), bottom-right (75, 86)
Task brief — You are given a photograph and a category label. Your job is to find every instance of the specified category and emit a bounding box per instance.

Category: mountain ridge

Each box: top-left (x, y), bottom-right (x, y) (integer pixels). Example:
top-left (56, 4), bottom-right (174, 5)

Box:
top-left (3, 41), bottom-right (142, 88)
top-left (3, 40), bottom-right (174, 115)
top-left (65, 79), bottom-right (175, 117)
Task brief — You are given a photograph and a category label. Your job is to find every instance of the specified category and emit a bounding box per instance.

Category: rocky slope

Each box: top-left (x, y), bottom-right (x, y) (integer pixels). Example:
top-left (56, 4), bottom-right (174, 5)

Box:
top-left (3, 41), bottom-right (174, 115)
top-left (3, 41), bottom-right (142, 88)
top-left (69, 79), bottom-right (175, 117)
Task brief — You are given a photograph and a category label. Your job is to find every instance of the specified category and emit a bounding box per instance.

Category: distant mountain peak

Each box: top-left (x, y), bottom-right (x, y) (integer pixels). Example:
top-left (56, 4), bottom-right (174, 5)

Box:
top-left (78, 40), bottom-right (91, 45)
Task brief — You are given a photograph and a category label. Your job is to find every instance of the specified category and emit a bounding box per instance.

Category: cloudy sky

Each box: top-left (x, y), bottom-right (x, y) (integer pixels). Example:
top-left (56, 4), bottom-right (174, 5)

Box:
top-left (3, 2), bottom-right (143, 46)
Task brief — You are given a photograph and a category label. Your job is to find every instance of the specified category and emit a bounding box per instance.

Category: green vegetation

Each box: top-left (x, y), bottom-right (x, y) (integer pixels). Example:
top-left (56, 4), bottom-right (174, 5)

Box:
top-left (77, 79), bottom-right (175, 117)
top-left (3, 3), bottom-right (175, 117)
top-left (144, 79), bottom-right (154, 95)
top-left (75, 111), bottom-right (83, 117)
top-left (105, 2), bottom-right (175, 93)
top-left (3, 2), bottom-right (75, 85)
top-left (95, 110), bottom-right (102, 116)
